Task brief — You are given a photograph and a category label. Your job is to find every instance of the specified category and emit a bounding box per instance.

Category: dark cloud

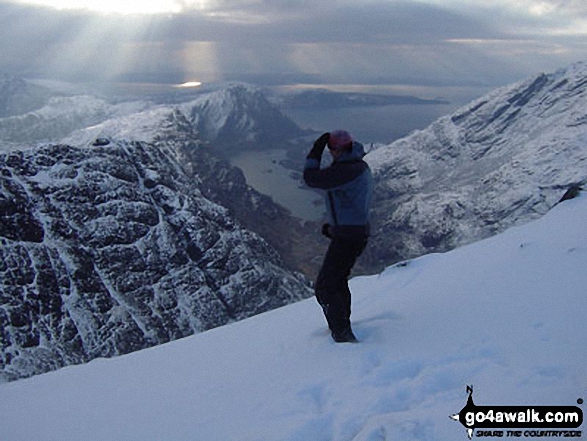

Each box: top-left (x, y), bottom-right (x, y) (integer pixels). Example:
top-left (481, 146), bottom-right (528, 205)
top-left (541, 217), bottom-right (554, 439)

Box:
top-left (0, 0), bottom-right (585, 88)
top-left (158, 1), bottom-right (497, 45)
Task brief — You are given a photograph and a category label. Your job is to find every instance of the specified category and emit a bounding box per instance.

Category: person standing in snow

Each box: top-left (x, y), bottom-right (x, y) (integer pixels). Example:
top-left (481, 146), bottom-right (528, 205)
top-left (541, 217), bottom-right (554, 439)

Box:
top-left (303, 130), bottom-right (373, 343)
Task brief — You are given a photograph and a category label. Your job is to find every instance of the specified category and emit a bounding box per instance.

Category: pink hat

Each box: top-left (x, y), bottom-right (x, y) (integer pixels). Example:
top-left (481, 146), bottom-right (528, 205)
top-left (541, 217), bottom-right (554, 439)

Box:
top-left (327, 130), bottom-right (353, 150)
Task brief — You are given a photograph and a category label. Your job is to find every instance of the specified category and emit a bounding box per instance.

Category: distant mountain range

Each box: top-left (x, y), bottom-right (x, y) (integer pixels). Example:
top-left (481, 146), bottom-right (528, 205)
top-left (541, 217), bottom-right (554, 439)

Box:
top-left (0, 80), bottom-right (309, 154)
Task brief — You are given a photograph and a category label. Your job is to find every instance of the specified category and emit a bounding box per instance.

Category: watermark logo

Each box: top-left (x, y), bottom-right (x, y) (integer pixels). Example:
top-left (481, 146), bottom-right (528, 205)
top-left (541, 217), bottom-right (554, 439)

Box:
top-left (450, 385), bottom-right (583, 439)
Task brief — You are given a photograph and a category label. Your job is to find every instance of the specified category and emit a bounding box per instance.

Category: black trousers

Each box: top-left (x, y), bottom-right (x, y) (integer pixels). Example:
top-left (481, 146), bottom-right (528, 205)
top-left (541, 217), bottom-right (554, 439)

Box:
top-left (315, 236), bottom-right (367, 334)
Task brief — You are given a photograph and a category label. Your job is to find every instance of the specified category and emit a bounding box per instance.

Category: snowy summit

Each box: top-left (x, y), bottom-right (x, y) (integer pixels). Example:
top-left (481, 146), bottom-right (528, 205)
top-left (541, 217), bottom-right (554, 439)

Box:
top-left (1, 193), bottom-right (585, 441)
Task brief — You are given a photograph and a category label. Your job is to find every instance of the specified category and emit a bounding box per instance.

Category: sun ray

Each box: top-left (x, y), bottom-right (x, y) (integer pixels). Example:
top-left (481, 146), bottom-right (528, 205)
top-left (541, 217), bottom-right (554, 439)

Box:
top-left (180, 40), bottom-right (222, 84)
top-left (12, 0), bottom-right (207, 15)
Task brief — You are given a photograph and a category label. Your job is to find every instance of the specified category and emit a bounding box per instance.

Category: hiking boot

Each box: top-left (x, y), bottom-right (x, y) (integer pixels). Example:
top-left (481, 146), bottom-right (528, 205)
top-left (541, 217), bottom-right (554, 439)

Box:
top-left (331, 327), bottom-right (358, 343)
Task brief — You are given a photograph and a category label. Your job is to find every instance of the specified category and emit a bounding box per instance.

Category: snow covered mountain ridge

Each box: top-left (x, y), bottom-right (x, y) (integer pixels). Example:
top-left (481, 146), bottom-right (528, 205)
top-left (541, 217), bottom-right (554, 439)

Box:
top-left (1, 191), bottom-right (584, 441)
top-left (0, 81), bottom-right (307, 154)
top-left (363, 61), bottom-right (587, 271)
top-left (0, 75), bottom-right (153, 151)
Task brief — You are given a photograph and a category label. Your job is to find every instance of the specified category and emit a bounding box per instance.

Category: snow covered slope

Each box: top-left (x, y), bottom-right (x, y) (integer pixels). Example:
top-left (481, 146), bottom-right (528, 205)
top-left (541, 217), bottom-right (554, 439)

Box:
top-left (1, 193), bottom-right (584, 441)
top-left (60, 104), bottom-right (184, 146)
top-left (365, 62), bottom-right (587, 271)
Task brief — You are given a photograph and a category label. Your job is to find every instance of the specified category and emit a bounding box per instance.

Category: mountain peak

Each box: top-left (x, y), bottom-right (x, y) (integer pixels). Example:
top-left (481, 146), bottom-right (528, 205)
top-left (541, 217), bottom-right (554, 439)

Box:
top-left (182, 83), bottom-right (305, 152)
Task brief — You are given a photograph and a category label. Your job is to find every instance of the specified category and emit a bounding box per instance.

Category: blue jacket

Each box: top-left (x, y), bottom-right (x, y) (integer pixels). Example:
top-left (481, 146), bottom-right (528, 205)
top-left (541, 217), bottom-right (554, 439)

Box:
top-left (304, 141), bottom-right (373, 238)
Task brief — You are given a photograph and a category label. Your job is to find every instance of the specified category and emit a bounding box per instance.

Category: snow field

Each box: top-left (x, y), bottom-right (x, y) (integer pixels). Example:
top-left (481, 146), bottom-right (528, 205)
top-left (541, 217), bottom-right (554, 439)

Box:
top-left (1, 196), bottom-right (586, 441)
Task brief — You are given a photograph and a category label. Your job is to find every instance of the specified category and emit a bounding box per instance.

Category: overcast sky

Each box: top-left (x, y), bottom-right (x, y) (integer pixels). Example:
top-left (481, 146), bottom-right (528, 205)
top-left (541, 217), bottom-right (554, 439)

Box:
top-left (1, 0), bottom-right (586, 95)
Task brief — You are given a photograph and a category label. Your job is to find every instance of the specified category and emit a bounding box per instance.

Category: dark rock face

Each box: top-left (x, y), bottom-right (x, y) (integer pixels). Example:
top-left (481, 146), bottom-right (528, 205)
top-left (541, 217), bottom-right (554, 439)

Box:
top-left (0, 141), bottom-right (311, 381)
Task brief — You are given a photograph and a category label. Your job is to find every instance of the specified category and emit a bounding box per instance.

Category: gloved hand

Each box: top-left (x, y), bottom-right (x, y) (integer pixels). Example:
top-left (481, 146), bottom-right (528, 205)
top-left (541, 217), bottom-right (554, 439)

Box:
top-left (307, 132), bottom-right (330, 160)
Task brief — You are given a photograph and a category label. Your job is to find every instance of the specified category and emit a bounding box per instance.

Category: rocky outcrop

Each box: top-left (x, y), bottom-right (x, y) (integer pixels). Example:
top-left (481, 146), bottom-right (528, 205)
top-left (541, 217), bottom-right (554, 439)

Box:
top-left (0, 139), bottom-right (311, 381)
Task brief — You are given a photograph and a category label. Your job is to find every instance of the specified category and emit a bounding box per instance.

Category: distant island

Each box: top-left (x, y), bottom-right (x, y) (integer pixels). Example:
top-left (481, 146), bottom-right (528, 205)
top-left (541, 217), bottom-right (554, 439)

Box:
top-left (280, 88), bottom-right (449, 109)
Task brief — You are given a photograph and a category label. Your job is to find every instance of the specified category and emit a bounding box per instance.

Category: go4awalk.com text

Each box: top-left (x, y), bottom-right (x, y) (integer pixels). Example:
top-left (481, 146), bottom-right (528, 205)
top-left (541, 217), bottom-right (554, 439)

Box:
top-left (475, 430), bottom-right (582, 438)
top-left (451, 386), bottom-right (583, 439)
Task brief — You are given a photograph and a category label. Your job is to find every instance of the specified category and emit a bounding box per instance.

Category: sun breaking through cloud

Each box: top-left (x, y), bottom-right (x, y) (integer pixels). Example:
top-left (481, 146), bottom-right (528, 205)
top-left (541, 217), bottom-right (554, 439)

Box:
top-left (175, 81), bottom-right (203, 88)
